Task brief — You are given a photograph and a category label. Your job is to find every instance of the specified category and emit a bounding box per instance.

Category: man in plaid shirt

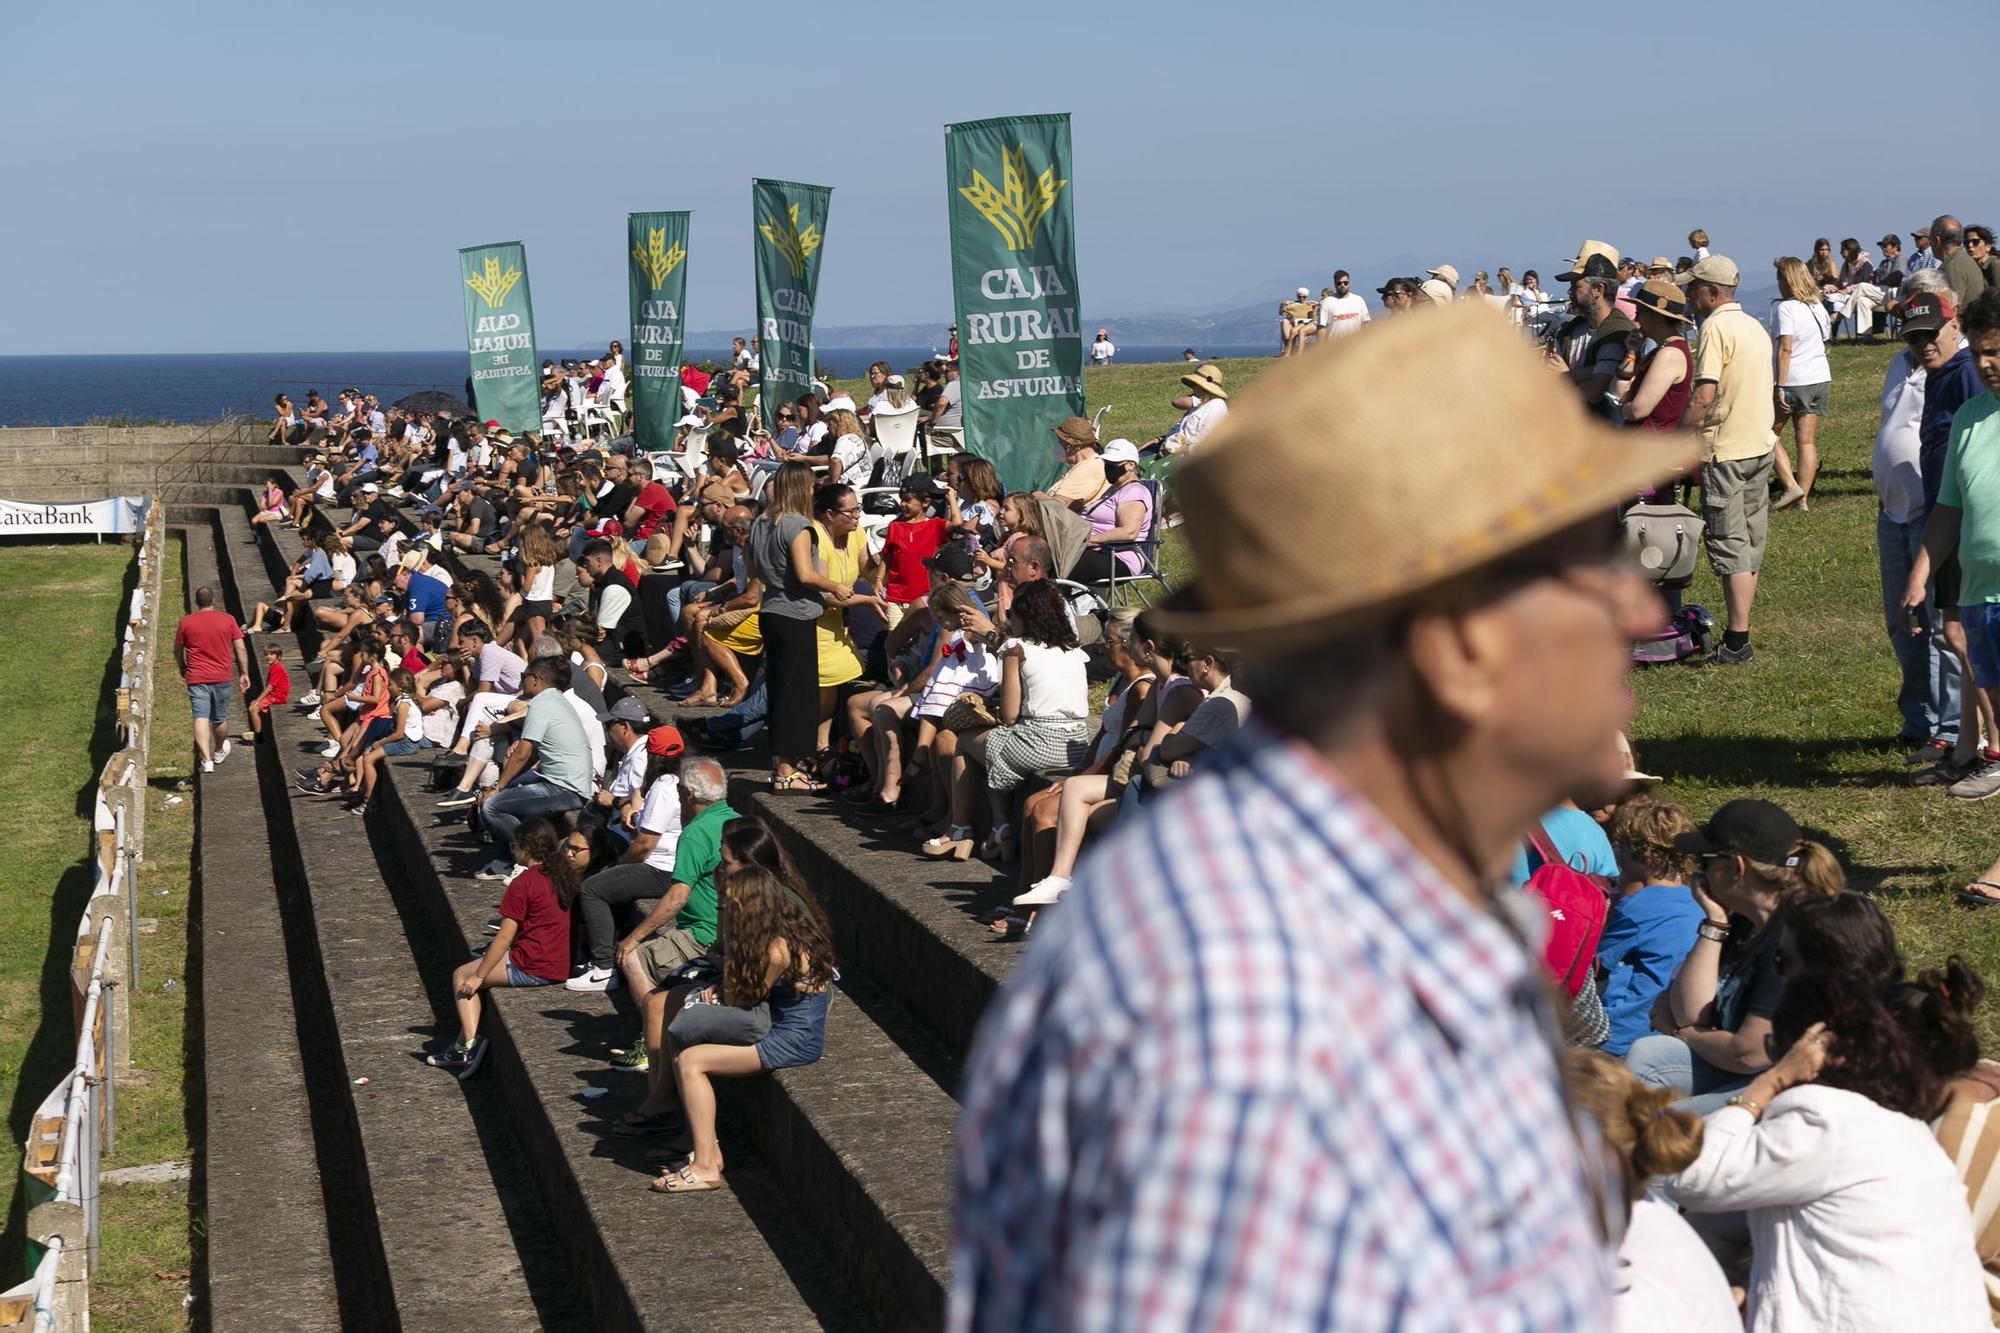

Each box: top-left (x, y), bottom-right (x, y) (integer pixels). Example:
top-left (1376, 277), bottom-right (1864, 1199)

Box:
top-left (951, 306), bottom-right (1695, 1330)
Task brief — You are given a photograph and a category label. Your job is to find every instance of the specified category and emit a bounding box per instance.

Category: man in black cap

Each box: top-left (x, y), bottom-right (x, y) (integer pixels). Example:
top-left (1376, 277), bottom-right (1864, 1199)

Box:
top-left (1377, 276), bottom-right (1421, 315)
top-left (1553, 253), bottom-right (1636, 414)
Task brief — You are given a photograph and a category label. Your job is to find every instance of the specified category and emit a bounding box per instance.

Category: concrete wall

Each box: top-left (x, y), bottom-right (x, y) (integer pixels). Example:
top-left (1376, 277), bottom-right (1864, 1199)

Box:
top-left (0, 424), bottom-right (292, 503)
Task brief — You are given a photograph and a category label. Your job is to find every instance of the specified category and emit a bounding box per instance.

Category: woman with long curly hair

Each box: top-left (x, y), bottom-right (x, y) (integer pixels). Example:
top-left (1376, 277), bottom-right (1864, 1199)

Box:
top-left (647, 859), bottom-right (836, 1194)
top-left (427, 816), bottom-right (582, 1079)
top-left (1670, 969), bottom-right (1988, 1330)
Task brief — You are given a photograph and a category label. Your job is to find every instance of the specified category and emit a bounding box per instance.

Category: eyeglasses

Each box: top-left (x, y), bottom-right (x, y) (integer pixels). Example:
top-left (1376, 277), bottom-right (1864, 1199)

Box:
top-left (832, 506), bottom-right (862, 516)
top-left (562, 842), bottom-right (590, 857)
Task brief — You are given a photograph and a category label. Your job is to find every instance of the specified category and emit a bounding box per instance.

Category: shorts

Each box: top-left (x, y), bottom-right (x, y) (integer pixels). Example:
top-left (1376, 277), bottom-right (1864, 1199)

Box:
top-left (504, 959), bottom-right (558, 988)
top-left (1779, 382), bottom-right (1830, 418)
top-left (638, 929), bottom-right (710, 986)
top-left (380, 737), bottom-right (429, 756)
top-left (251, 696), bottom-right (276, 716)
top-left (520, 599), bottom-right (553, 621)
top-left (1700, 452), bottom-right (1774, 577)
top-left (358, 716), bottom-right (394, 748)
top-left (187, 681), bottom-right (232, 723)
top-left (306, 578), bottom-right (334, 600)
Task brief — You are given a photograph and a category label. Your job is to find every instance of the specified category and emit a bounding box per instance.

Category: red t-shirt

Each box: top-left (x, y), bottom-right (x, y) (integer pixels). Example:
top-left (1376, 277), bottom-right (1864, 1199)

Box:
top-left (398, 647), bottom-right (429, 675)
top-left (262, 661), bottom-right (292, 705)
top-left (173, 608), bottom-right (243, 685)
top-left (883, 518), bottom-right (948, 603)
top-left (500, 866), bottom-right (573, 982)
top-left (631, 480), bottom-right (677, 539)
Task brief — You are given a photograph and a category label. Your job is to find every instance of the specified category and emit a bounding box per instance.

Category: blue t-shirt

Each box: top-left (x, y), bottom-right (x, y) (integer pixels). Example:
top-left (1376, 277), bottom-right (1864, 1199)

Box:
top-left (1506, 806), bottom-right (1617, 887)
top-left (404, 571), bottom-right (448, 622)
top-left (1596, 883), bottom-right (1706, 1056)
top-left (1920, 346), bottom-right (1983, 507)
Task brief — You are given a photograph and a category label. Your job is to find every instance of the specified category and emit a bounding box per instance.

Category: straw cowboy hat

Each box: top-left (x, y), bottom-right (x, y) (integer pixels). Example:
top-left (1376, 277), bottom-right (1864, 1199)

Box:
top-left (1153, 304), bottom-right (1695, 646)
top-left (1180, 367), bottom-right (1227, 400)
top-left (1050, 416), bottom-right (1098, 449)
top-left (1426, 264), bottom-right (1460, 288)
top-left (1557, 239), bottom-right (1621, 282)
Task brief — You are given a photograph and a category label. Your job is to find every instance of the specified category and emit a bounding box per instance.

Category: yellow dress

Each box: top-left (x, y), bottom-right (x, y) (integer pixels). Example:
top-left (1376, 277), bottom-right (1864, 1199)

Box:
top-left (813, 520), bottom-right (864, 688)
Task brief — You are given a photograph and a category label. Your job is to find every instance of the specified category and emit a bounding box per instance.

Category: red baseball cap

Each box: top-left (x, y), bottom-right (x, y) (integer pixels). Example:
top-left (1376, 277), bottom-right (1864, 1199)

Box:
top-left (646, 725), bottom-right (686, 758)
top-left (483, 419), bottom-right (501, 431)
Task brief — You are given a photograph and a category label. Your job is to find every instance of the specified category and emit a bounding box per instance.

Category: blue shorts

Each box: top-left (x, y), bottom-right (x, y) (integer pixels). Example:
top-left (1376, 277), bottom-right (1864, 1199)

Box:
top-left (188, 682), bottom-right (232, 723)
top-left (1965, 603), bottom-right (2000, 689)
top-left (504, 960), bottom-right (557, 988)
top-left (380, 737), bottom-right (430, 756)
top-left (358, 716), bottom-right (394, 749)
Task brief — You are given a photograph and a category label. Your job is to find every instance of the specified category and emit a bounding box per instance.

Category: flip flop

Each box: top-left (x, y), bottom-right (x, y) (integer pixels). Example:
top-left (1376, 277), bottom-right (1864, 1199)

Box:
top-left (648, 1163), bottom-right (722, 1194)
top-left (1955, 880), bottom-right (2000, 907)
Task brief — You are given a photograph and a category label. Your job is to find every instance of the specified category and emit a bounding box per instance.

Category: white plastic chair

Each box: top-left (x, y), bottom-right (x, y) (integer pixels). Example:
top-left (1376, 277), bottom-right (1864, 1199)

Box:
top-left (873, 406), bottom-right (921, 485)
top-left (1091, 405), bottom-right (1112, 438)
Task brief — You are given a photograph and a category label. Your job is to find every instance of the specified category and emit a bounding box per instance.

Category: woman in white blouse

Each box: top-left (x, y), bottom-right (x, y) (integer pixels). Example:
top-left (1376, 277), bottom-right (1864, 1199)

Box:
top-left (1669, 969), bottom-right (1988, 1331)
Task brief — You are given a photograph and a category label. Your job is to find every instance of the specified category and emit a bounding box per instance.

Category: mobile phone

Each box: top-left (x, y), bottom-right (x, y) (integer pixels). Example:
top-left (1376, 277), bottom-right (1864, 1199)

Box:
top-left (1906, 605), bottom-right (1927, 635)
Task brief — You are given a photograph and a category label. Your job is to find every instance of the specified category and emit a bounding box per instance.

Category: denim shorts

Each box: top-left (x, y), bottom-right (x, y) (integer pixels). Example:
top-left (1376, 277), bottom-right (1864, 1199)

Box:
top-left (1963, 603), bottom-right (2000, 689)
top-left (187, 681), bottom-right (232, 723)
top-left (380, 737), bottom-right (430, 757)
top-left (504, 959), bottom-right (557, 988)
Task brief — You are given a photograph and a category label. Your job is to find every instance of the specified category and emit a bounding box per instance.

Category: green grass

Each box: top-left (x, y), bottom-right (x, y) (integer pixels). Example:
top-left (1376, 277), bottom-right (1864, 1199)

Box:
top-left (93, 534), bottom-right (197, 1332)
top-left (0, 537), bottom-right (196, 1329)
top-left (1062, 342), bottom-right (2000, 1045)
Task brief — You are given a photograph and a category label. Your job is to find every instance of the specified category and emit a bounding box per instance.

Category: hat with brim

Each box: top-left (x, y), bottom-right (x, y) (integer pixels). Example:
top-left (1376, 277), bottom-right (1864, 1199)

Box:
top-left (1648, 256), bottom-right (1672, 272)
top-left (1426, 264), bottom-right (1460, 288)
top-left (1418, 278), bottom-right (1455, 305)
top-left (1150, 304), bottom-right (1697, 647)
top-left (1557, 239), bottom-right (1621, 282)
top-left (1180, 369), bottom-right (1227, 399)
top-left (1051, 416), bottom-right (1098, 449)
top-left (1632, 278), bottom-right (1694, 324)
top-left (1671, 798), bottom-right (1801, 865)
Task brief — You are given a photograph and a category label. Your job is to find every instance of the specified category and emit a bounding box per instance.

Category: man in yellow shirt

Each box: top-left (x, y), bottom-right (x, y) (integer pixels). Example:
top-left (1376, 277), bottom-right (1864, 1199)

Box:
top-left (1680, 255), bottom-right (1777, 665)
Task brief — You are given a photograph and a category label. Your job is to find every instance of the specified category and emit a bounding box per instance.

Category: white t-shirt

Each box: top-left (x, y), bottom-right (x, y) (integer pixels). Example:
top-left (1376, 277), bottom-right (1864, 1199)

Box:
top-left (635, 773), bottom-right (682, 873)
top-left (830, 432), bottom-right (868, 475)
top-left (1775, 299), bottom-right (1831, 387)
top-left (609, 739), bottom-right (649, 800)
top-left (329, 551), bottom-right (357, 587)
top-left (1174, 398), bottom-right (1228, 453)
top-left (420, 680), bottom-right (465, 747)
top-left (564, 690), bottom-right (607, 783)
top-left (311, 467), bottom-right (336, 499)
top-left (1090, 338), bottom-right (1116, 363)
top-left (1317, 293), bottom-right (1371, 336)
top-left (1872, 348), bottom-right (1928, 524)
top-left (1612, 1200), bottom-right (1741, 1333)
top-left (1005, 639), bottom-right (1090, 719)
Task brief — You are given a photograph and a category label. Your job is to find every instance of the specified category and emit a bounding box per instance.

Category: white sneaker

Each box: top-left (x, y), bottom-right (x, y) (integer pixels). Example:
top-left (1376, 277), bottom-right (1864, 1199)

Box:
top-left (473, 860), bottom-right (515, 881)
top-left (215, 739), bottom-right (232, 765)
top-left (200, 760), bottom-right (215, 774)
top-left (299, 690), bottom-right (322, 709)
top-left (321, 741), bottom-right (342, 758)
top-left (1013, 875), bottom-right (1071, 907)
top-left (564, 966), bottom-right (620, 993)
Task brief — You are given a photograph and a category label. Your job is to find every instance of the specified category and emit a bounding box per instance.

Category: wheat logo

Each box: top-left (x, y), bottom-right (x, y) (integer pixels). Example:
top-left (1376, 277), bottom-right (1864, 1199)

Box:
top-left (959, 144), bottom-right (1067, 253)
top-left (759, 203), bottom-right (823, 280)
top-left (632, 227), bottom-right (687, 291)
top-left (464, 256), bottom-right (523, 309)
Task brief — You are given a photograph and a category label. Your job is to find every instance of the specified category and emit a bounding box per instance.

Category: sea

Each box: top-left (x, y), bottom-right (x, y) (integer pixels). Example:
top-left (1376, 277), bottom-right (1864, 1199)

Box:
top-left (0, 344), bottom-right (1268, 428)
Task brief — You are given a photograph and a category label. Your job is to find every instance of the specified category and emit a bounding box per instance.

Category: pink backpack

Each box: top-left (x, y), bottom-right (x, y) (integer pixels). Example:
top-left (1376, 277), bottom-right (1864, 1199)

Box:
top-left (1524, 823), bottom-right (1611, 997)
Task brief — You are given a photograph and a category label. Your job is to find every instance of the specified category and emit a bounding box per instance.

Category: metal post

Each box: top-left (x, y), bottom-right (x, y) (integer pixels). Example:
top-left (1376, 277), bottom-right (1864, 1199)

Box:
top-left (123, 845), bottom-right (139, 993)
top-left (99, 982), bottom-right (116, 1156)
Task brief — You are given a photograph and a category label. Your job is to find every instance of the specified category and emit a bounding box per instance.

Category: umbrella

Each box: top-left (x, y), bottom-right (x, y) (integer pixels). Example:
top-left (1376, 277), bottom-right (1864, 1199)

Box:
top-left (390, 390), bottom-right (474, 418)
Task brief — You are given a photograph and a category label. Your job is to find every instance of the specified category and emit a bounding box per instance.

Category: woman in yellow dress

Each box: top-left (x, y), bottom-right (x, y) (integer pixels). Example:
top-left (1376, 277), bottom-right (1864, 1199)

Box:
top-left (810, 482), bottom-right (888, 752)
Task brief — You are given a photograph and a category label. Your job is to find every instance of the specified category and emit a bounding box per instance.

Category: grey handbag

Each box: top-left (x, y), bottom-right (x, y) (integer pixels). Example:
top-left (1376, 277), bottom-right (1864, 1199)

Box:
top-left (668, 992), bottom-right (773, 1047)
top-left (1623, 502), bottom-right (1704, 588)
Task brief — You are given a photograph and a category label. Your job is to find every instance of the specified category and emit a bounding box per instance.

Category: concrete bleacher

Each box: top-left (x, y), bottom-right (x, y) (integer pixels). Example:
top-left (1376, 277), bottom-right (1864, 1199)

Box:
top-left (196, 458), bottom-right (1066, 1327)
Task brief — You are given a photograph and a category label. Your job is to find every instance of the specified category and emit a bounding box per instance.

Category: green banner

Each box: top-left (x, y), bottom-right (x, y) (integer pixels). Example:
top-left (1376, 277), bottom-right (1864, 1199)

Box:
top-left (946, 113), bottom-right (1084, 493)
top-left (627, 211), bottom-right (691, 451)
top-left (458, 241), bottom-right (540, 433)
top-left (752, 179), bottom-right (832, 430)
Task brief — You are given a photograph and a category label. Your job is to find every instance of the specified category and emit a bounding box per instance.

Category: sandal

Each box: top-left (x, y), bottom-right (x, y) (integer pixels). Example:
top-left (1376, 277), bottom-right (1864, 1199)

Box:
top-left (1955, 880), bottom-right (2000, 907)
top-left (979, 825), bottom-right (1017, 864)
top-left (648, 1162), bottom-right (723, 1194)
top-left (772, 772), bottom-right (828, 793)
top-left (988, 911), bottom-right (1032, 940)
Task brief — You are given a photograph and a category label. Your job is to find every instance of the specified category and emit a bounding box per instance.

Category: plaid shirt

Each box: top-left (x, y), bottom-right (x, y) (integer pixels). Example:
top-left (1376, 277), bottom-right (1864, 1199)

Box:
top-left (951, 722), bottom-right (1613, 1331)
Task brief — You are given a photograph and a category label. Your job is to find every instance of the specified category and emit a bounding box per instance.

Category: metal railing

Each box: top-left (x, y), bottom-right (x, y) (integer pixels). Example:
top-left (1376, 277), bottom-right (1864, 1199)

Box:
top-left (5, 500), bottom-right (164, 1331)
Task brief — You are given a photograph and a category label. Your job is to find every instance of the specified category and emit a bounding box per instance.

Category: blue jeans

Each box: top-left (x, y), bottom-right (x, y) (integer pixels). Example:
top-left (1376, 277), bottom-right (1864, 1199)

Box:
top-left (1625, 1033), bottom-right (1752, 1116)
top-left (1878, 507), bottom-right (1960, 741)
top-left (477, 773), bottom-right (584, 861)
top-left (667, 580), bottom-right (718, 632)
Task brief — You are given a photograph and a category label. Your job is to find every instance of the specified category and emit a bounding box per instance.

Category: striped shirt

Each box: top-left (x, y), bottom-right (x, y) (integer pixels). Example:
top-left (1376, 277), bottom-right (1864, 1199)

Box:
top-left (1934, 1064), bottom-right (2000, 1324)
top-left (951, 721), bottom-right (1613, 1331)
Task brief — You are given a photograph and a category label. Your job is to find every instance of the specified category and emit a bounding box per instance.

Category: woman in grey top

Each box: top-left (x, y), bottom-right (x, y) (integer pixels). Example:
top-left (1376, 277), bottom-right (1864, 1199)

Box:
top-left (748, 461), bottom-right (861, 791)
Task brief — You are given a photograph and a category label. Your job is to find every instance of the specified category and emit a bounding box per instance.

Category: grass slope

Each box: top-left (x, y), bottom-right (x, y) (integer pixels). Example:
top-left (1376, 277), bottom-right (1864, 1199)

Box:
top-left (1073, 340), bottom-right (2000, 1042)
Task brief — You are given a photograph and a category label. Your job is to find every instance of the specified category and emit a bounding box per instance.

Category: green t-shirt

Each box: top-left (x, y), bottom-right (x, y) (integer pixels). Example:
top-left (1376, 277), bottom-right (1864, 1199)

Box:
top-left (520, 687), bottom-right (593, 800)
top-left (1937, 391), bottom-right (2000, 605)
top-left (668, 799), bottom-right (738, 947)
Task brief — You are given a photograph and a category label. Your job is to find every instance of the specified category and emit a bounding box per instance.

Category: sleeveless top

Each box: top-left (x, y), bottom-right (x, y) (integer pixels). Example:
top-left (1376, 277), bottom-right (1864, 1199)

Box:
top-left (1630, 337), bottom-right (1691, 432)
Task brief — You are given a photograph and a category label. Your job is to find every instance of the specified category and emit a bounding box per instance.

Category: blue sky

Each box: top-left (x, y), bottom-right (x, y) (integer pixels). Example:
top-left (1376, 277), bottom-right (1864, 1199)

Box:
top-left (4, 0), bottom-right (1992, 354)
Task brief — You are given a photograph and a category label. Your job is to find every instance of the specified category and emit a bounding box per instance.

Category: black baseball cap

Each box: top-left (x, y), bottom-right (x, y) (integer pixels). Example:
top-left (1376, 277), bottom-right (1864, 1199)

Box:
top-left (1898, 290), bottom-right (1957, 337)
top-left (924, 542), bottom-right (975, 579)
top-left (1377, 276), bottom-right (1419, 298)
top-left (899, 472), bottom-right (941, 497)
top-left (1673, 799), bottom-right (1802, 865)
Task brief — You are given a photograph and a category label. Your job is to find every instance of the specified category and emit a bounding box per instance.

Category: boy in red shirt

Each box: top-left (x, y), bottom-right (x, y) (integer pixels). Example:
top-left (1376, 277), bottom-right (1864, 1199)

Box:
top-left (881, 475), bottom-right (949, 626)
top-left (241, 644), bottom-right (291, 743)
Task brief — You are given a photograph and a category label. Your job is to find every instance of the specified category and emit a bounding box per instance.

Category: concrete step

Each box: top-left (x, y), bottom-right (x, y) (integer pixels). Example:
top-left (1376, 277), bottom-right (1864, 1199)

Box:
top-left (178, 520), bottom-right (358, 1331)
top-left (247, 636), bottom-right (593, 1331)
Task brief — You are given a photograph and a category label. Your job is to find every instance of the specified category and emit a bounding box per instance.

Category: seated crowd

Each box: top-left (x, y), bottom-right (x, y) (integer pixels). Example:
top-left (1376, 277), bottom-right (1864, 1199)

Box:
top-left (243, 358), bottom-right (1211, 1191)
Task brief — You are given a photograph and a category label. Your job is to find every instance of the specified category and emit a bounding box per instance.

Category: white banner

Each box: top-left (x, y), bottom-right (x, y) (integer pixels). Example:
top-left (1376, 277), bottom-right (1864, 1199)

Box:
top-left (0, 497), bottom-right (150, 535)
